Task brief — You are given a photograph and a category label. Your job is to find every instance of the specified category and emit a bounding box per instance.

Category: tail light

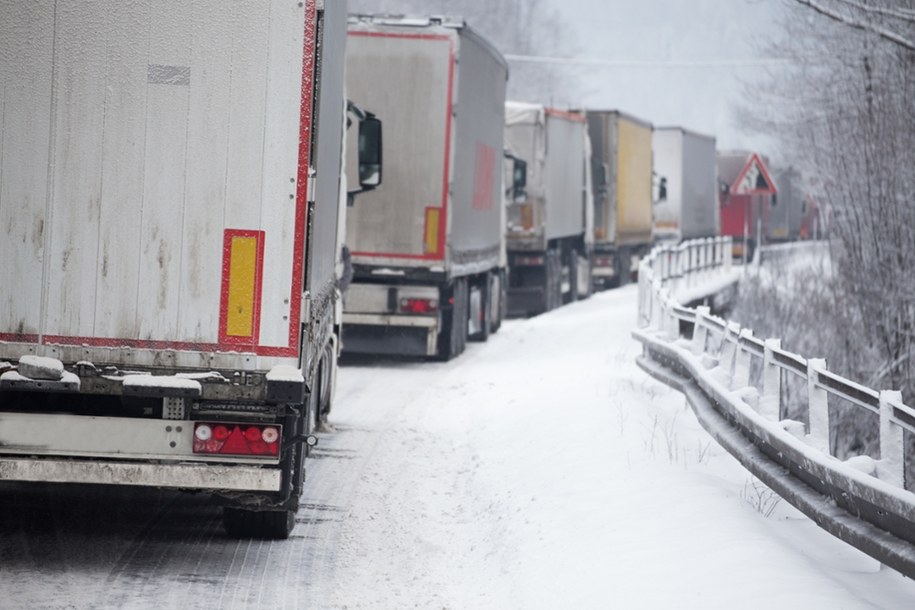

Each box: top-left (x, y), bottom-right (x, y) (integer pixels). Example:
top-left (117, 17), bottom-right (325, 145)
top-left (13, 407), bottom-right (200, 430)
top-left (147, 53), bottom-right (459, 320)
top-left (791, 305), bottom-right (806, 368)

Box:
top-left (594, 256), bottom-right (614, 268)
top-left (514, 255), bottom-right (545, 266)
top-left (400, 297), bottom-right (438, 314)
top-left (193, 422), bottom-right (281, 457)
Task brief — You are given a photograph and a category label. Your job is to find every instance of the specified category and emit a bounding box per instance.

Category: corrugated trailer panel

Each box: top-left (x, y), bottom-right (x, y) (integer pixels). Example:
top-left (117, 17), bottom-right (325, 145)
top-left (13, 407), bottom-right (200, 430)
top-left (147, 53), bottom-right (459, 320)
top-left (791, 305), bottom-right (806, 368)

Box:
top-left (447, 29), bottom-right (506, 271)
top-left (544, 111), bottom-right (587, 242)
top-left (615, 116), bottom-right (653, 246)
top-left (0, 0), bottom-right (311, 369)
top-left (344, 27), bottom-right (453, 265)
top-left (0, 4), bottom-right (54, 341)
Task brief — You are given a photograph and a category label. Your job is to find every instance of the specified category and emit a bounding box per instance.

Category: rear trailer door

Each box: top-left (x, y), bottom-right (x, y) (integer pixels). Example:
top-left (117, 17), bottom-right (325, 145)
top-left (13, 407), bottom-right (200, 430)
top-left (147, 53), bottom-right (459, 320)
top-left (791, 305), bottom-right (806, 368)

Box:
top-left (344, 26), bottom-right (455, 267)
top-left (0, 0), bottom-right (315, 371)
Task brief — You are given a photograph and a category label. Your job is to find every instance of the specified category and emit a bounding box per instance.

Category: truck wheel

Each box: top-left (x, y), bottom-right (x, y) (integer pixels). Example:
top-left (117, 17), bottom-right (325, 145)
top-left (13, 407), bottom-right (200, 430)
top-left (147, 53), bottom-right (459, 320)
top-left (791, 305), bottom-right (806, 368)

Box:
top-left (469, 273), bottom-right (491, 342)
top-left (437, 278), bottom-right (468, 360)
top-left (490, 271), bottom-right (503, 334)
top-left (617, 247), bottom-right (631, 287)
top-left (565, 249), bottom-right (580, 304)
top-left (223, 507), bottom-right (296, 540)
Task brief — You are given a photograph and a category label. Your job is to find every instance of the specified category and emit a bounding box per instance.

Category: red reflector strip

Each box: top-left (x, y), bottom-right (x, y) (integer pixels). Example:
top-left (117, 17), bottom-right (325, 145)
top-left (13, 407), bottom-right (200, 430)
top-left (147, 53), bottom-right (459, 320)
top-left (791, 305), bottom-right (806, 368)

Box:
top-left (193, 423), bottom-right (280, 457)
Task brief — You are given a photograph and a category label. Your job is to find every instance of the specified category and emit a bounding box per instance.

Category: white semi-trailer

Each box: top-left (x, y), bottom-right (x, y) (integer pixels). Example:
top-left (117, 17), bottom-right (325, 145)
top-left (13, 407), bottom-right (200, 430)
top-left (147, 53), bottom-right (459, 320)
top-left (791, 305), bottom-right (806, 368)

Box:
top-left (652, 127), bottom-right (720, 243)
top-left (504, 103), bottom-right (593, 316)
top-left (341, 15), bottom-right (509, 360)
top-left (0, 0), bottom-right (379, 539)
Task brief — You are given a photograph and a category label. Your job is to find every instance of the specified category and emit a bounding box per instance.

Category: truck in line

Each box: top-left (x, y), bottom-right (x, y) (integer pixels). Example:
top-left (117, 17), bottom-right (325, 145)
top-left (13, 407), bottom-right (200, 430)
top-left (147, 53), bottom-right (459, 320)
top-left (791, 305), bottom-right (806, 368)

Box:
top-left (0, 0), bottom-right (380, 539)
top-left (340, 15), bottom-right (509, 360)
top-left (585, 110), bottom-right (654, 289)
top-left (652, 126), bottom-right (720, 244)
top-left (717, 150), bottom-right (778, 261)
top-left (503, 103), bottom-right (593, 316)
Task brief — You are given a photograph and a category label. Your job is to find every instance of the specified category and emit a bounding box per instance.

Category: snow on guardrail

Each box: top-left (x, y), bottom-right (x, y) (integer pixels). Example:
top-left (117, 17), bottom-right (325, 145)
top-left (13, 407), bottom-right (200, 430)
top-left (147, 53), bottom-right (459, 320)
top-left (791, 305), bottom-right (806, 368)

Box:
top-left (632, 236), bottom-right (915, 578)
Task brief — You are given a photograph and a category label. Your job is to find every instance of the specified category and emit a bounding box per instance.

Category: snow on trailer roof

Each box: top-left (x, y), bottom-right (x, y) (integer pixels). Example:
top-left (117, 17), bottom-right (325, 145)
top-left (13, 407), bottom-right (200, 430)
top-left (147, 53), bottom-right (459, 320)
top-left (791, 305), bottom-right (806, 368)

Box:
top-left (576, 108), bottom-right (654, 130)
top-left (654, 125), bottom-right (717, 142)
top-left (346, 13), bottom-right (509, 74)
top-left (505, 102), bottom-right (585, 126)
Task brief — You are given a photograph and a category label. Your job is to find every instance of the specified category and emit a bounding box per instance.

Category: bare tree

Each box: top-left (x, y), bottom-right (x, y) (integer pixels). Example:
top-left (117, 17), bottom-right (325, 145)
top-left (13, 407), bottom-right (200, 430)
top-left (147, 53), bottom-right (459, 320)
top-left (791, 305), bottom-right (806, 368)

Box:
top-left (740, 1), bottom-right (915, 400)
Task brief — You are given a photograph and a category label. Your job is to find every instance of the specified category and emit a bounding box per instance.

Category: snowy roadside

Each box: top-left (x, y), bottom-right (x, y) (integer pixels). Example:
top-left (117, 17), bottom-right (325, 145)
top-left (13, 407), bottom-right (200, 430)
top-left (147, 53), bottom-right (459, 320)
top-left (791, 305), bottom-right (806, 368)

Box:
top-left (322, 285), bottom-right (915, 609)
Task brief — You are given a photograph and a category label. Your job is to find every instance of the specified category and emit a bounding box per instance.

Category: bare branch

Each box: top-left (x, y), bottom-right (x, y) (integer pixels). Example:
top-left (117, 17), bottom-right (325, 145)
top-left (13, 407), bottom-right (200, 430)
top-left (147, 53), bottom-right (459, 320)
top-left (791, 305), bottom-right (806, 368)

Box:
top-left (835, 0), bottom-right (915, 21)
top-left (792, 0), bottom-right (915, 51)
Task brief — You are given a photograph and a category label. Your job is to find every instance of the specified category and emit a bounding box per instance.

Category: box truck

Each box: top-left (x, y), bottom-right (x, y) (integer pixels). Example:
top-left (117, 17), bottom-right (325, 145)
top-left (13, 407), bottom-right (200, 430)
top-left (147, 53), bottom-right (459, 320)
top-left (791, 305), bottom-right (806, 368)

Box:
top-left (504, 103), bottom-right (593, 316)
top-left (0, 0), bottom-right (379, 539)
top-left (652, 126), bottom-right (720, 243)
top-left (585, 110), bottom-right (654, 289)
top-left (341, 15), bottom-right (509, 360)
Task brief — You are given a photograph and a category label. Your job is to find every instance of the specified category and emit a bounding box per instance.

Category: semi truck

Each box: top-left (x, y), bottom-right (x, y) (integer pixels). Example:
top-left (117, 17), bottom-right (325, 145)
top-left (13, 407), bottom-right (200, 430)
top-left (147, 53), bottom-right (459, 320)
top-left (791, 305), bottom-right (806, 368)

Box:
top-left (585, 110), bottom-right (654, 289)
top-left (652, 126), bottom-right (720, 244)
top-left (504, 103), bottom-right (593, 316)
top-left (0, 0), bottom-right (380, 539)
top-left (340, 15), bottom-right (509, 360)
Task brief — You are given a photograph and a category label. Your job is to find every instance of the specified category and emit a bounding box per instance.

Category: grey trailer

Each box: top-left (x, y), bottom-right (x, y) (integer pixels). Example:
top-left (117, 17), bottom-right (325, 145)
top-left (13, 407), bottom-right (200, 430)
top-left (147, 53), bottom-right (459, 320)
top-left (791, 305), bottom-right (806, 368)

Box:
top-left (341, 15), bottom-right (509, 360)
top-left (503, 103), bottom-right (593, 317)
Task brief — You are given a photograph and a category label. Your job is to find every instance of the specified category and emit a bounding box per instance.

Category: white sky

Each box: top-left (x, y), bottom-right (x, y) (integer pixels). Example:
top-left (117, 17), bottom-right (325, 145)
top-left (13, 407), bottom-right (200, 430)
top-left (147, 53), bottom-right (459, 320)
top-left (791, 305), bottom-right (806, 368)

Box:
top-left (541, 0), bottom-right (788, 154)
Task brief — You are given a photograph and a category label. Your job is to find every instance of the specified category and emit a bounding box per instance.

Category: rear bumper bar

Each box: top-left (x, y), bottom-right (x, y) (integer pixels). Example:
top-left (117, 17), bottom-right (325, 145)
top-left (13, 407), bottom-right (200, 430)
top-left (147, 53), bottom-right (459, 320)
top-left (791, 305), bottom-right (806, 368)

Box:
top-left (0, 456), bottom-right (281, 492)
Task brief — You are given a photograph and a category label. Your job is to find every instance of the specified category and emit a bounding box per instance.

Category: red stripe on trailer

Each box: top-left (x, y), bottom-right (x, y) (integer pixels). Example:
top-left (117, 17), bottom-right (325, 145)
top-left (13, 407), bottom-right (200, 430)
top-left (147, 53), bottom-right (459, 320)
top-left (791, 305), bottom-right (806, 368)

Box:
top-left (0, 333), bottom-right (40, 343)
top-left (287, 0), bottom-right (318, 356)
top-left (348, 30), bottom-right (455, 262)
top-left (545, 108), bottom-right (586, 123)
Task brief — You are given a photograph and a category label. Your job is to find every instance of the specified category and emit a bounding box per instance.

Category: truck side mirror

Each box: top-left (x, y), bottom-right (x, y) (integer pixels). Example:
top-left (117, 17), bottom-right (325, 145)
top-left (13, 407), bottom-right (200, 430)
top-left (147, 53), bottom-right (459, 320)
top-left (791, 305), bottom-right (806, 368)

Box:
top-left (358, 116), bottom-right (383, 190)
top-left (658, 176), bottom-right (667, 202)
top-left (512, 158), bottom-right (527, 202)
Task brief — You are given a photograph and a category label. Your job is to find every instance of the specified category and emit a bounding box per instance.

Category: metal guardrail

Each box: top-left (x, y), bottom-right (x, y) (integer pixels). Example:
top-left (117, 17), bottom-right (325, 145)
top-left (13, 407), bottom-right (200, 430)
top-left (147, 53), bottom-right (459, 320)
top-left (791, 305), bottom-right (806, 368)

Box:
top-left (633, 237), bottom-right (915, 578)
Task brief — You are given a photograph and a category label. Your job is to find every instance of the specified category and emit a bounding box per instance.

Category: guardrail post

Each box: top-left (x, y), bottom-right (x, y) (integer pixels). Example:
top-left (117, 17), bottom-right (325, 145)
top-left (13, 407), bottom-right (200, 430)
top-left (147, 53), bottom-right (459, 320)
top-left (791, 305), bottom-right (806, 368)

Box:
top-left (692, 306), bottom-right (711, 355)
top-left (807, 358), bottom-right (830, 454)
top-left (650, 278), bottom-right (664, 330)
top-left (877, 390), bottom-right (905, 488)
top-left (716, 321), bottom-right (740, 383)
top-left (761, 339), bottom-right (782, 421)
top-left (664, 293), bottom-right (680, 340)
top-left (731, 329), bottom-right (754, 390)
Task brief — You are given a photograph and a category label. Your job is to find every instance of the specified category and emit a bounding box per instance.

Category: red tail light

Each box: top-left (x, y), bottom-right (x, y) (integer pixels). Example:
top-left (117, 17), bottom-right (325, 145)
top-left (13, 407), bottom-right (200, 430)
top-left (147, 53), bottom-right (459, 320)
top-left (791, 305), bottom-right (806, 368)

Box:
top-left (400, 297), bottom-right (438, 314)
top-left (514, 255), bottom-right (545, 266)
top-left (193, 423), bottom-right (281, 457)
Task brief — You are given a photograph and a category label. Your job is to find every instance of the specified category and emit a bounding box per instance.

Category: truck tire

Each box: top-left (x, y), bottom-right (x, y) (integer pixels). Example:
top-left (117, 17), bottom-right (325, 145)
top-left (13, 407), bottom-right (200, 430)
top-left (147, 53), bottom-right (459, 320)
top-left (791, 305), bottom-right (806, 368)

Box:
top-left (565, 249), bottom-right (580, 304)
top-left (617, 247), bottom-right (630, 287)
top-left (437, 278), bottom-right (468, 360)
top-left (469, 273), bottom-right (491, 342)
top-left (490, 271), bottom-right (504, 334)
top-left (223, 507), bottom-right (296, 540)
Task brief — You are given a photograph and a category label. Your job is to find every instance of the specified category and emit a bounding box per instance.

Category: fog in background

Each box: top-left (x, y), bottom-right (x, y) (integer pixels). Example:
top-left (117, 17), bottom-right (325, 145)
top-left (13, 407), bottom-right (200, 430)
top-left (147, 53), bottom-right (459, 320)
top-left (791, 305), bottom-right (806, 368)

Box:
top-left (348, 0), bottom-right (788, 154)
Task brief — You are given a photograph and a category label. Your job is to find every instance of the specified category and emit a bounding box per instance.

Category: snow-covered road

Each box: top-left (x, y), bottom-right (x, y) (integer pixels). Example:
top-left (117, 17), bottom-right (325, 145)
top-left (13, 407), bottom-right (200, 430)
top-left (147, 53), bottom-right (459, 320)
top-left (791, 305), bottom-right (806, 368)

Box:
top-left (2, 286), bottom-right (914, 609)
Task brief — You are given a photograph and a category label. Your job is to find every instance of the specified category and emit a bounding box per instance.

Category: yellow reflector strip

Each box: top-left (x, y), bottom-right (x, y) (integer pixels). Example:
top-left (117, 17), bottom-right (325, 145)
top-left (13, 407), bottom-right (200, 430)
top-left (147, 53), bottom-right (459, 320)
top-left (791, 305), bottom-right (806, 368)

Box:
top-left (424, 207), bottom-right (441, 256)
top-left (226, 236), bottom-right (258, 337)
